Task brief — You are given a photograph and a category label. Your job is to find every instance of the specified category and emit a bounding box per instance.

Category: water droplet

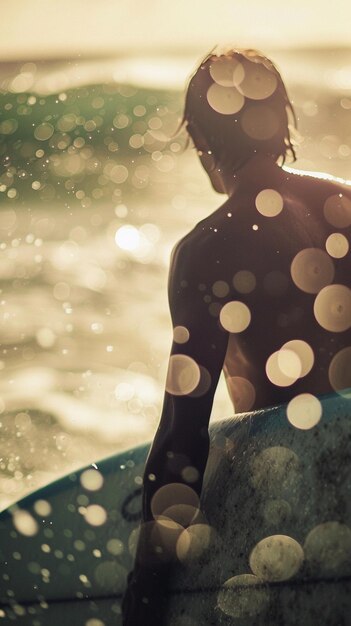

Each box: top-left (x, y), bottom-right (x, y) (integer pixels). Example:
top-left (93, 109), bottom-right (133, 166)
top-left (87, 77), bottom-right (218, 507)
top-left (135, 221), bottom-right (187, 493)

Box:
top-left (84, 505), bottom-right (107, 527)
top-left (33, 500), bottom-right (52, 517)
top-left (34, 123), bottom-right (54, 141)
top-left (80, 469), bottom-right (104, 491)
top-left (13, 510), bottom-right (39, 536)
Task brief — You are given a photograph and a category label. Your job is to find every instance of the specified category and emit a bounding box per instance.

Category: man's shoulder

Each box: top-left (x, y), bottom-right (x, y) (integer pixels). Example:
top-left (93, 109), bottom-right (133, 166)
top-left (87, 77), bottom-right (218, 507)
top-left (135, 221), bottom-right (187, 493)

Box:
top-left (170, 215), bottom-right (229, 288)
top-left (172, 216), bottom-right (221, 259)
top-left (284, 165), bottom-right (351, 198)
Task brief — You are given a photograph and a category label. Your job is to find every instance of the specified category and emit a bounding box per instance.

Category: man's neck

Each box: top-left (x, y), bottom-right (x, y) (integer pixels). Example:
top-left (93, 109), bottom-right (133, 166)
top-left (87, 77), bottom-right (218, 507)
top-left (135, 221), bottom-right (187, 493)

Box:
top-left (220, 154), bottom-right (282, 197)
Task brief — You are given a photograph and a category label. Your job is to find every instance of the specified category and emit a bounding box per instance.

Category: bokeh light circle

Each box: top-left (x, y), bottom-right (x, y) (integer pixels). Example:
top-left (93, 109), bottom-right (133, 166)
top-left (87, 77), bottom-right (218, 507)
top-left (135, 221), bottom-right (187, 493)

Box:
top-left (290, 247), bottom-right (335, 294)
top-left (239, 63), bottom-right (278, 100)
top-left (173, 326), bottom-right (190, 344)
top-left (209, 57), bottom-right (245, 87)
top-left (151, 483), bottom-right (200, 519)
top-left (226, 376), bottom-right (256, 412)
top-left (165, 354), bottom-right (200, 395)
top-left (207, 83), bottom-right (245, 115)
top-left (255, 189), bottom-right (284, 217)
top-left (266, 349), bottom-right (301, 387)
top-left (313, 284), bottom-right (351, 332)
top-left (233, 270), bottom-right (256, 293)
top-left (249, 534), bottom-right (304, 581)
top-left (325, 233), bottom-right (349, 258)
top-left (281, 340), bottom-right (314, 377)
top-left (219, 301), bottom-right (251, 332)
top-left (217, 574), bottom-right (270, 618)
top-left (241, 104), bottom-right (280, 140)
top-left (328, 347), bottom-right (351, 393)
top-left (287, 393), bottom-right (322, 430)
top-left (323, 194), bottom-right (351, 228)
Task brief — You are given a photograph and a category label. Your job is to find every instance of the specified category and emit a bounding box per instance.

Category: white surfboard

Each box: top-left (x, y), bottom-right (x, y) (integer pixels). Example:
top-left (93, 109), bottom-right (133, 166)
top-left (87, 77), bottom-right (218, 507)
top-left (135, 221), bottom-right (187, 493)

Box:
top-left (0, 390), bottom-right (350, 625)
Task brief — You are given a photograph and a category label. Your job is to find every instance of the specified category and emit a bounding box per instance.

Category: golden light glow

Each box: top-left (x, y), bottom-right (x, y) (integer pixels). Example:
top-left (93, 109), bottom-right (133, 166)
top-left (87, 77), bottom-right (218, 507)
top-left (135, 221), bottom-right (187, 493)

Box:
top-left (115, 225), bottom-right (140, 251)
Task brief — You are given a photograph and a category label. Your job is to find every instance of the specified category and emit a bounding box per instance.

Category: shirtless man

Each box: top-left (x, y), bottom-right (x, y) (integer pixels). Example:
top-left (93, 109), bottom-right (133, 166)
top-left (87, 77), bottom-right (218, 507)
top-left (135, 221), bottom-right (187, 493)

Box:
top-left (122, 48), bottom-right (351, 625)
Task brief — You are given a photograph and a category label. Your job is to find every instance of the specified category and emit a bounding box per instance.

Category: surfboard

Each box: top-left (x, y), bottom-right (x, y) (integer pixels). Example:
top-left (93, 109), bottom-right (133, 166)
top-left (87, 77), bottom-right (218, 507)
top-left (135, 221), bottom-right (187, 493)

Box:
top-left (0, 390), bottom-right (350, 625)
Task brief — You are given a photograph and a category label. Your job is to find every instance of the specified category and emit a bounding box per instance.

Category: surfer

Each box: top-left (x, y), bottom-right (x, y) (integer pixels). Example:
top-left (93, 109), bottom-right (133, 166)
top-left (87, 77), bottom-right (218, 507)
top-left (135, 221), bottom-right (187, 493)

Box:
top-left (122, 48), bottom-right (351, 625)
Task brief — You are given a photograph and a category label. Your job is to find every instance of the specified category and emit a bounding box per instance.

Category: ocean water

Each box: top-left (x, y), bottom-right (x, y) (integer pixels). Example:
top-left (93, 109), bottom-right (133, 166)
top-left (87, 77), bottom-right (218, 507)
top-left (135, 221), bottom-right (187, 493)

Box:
top-left (0, 49), bottom-right (350, 510)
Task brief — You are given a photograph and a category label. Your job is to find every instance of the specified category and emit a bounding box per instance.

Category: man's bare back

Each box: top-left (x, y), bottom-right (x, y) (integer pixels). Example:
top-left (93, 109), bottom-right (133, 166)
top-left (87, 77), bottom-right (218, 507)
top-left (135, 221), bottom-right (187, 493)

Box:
top-left (172, 160), bottom-right (351, 413)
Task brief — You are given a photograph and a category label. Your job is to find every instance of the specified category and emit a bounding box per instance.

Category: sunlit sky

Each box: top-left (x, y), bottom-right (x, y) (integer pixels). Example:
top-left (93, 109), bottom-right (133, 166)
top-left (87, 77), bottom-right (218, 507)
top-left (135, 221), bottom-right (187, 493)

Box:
top-left (1, 0), bottom-right (350, 60)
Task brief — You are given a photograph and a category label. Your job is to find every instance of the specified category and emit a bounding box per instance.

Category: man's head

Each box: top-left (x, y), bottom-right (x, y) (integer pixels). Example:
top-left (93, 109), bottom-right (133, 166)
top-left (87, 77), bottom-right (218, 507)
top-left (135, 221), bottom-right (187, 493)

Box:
top-left (182, 47), bottom-right (297, 182)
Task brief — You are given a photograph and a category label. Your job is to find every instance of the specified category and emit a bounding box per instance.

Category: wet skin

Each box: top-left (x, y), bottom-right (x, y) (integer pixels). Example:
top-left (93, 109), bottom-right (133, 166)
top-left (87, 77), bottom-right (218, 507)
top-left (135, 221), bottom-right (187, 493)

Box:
top-left (144, 156), bottom-right (350, 516)
top-left (122, 155), bottom-right (350, 625)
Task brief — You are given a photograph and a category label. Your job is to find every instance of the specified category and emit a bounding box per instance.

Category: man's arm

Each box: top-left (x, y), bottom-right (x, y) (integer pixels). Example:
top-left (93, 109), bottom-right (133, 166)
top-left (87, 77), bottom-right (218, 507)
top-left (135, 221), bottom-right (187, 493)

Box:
top-left (122, 236), bottom-right (229, 626)
top-left (142, 236), bottom-right (229, 521)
